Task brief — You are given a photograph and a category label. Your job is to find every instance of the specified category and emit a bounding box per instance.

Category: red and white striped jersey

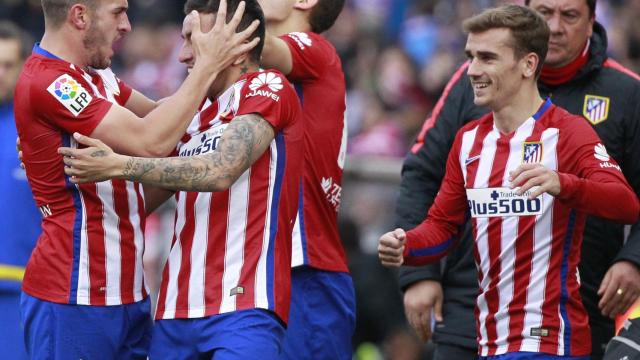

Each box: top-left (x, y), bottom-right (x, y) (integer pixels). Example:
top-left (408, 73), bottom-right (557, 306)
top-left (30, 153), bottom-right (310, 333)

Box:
top-left (154, 70), bottom-right (302, 323)
top-left (404, 99), bottom-right (639, 357)
top-left (282, 32), bottom-right (349, 272)
top-left (14, 45), bottom-right (147, 306)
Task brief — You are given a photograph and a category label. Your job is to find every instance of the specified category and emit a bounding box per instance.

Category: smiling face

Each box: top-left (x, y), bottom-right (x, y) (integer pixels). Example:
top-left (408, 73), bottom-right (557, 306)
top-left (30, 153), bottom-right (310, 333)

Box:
top-left (465, 28), bottom-right (531, 110)
top-left (528, 0), bottom-right (593, 68)
top-left (83, 0), bottom-right (131, 69)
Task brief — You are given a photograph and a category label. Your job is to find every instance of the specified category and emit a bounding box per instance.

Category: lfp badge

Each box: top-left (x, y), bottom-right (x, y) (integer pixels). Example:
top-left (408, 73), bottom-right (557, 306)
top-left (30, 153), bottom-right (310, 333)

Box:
top-left (522, 142), bottom-right (543, 164)
top-left (583, 94), bottom-right (610, 125)
top-left (47, 74), bottom-right (92, 117)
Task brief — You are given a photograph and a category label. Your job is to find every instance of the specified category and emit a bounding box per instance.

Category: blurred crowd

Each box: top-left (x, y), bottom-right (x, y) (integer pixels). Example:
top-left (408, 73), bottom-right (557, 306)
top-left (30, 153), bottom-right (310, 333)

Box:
top-left (4, 0), bottom-right (640, 359)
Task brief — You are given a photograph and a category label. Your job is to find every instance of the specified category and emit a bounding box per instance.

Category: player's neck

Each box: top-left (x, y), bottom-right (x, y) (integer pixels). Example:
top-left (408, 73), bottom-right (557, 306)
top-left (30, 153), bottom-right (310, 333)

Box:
top-left (208, 63), bottom-right (259, 100)
top-left (40, 30), bottom-right (87, 68)
top-left (492, 83), bottom-right (544, 135)
top-left (266, 12), bottom-right (312, 36)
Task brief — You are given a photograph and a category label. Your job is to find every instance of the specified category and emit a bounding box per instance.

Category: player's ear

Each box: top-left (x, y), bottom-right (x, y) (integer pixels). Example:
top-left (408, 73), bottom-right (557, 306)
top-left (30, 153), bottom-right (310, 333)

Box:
top-left (522, 52), bottom-right (538, 79)
top-left (294, 0), bottom-right (318, 11)
top-left (233, 52), bottom-right (249, 66)
top-left (69, 4), bottom-right (90, 30)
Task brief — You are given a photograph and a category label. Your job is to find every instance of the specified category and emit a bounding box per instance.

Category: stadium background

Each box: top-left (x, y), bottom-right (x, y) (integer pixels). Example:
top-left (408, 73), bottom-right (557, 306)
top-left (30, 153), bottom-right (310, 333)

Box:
top-left (3, 0), bottom-right (640, 358)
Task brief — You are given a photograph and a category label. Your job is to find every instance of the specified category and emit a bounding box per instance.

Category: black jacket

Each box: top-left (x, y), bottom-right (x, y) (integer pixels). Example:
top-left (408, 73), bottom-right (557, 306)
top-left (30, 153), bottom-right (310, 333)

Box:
top-left (395, 23), bottom-right (640, 356)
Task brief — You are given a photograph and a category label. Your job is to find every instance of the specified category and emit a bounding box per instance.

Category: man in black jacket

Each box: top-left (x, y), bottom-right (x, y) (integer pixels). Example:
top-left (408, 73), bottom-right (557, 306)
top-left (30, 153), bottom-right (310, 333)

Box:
top-left (396, 1), bottom-right (640, 359)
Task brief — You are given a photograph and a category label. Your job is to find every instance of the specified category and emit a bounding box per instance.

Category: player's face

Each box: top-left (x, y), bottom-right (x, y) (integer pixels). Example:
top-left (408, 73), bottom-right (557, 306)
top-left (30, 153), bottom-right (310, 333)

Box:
top-left (465, 28), bottom-right (528, 110)
top-left (0, 39), bottom-right (22, 102)
top-left (178, 12), bottom-right (216, 73)
top-left (256, 0), bottom-right (296, 23)
top-left (83, 0), bottom-right (131, 69)
top-left (529, 0), bottom-right (593, 68)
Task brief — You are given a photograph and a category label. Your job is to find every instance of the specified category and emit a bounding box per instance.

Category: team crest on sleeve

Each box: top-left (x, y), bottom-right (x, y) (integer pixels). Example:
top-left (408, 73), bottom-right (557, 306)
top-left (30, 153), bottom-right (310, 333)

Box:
top-left (287, 32), bottom-right (313, 49)
top-left (582, 94), bottom-right (610, 125)
top-left (47, 74), bottom-right (93, 116)
top-left (522, 142), bottom-right (543, 164)
top-left (246, 72), bottom-right (283, 102)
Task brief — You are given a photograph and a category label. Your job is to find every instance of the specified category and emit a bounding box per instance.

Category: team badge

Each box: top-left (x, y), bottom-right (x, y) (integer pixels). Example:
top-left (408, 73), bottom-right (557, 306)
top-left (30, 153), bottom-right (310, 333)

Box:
top-left (582, 94), bottom-right (610, 125)
top-left (47, 74), bottom-right (93, 117)
top-left (522, 142), bottom-right (543, 163)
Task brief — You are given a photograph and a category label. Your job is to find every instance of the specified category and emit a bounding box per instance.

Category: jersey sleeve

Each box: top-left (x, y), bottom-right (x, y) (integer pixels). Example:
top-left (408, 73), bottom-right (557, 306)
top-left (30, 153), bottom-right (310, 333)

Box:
top-left (236, 71), bottom-right (300, 131)
top-left (115, 76), bottom-right (133, 105)
top-left (34, 70), bottom-right (113, 136)
top-left (556, 114), bottom-right (640, 223)
top-left (402, 130), bottom-right (471, 266)
top-left (280, 32), bottom-right (335, 81)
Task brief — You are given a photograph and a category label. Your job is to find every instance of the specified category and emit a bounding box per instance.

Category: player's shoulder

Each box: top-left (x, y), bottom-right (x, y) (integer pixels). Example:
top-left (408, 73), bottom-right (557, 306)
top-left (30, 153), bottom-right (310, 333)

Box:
top-left (242, 69), bottom-right (296, 98)
top-left (545, 104), bottom-right (592, 133)
top-left (282, 31), bottom-right (328, 50)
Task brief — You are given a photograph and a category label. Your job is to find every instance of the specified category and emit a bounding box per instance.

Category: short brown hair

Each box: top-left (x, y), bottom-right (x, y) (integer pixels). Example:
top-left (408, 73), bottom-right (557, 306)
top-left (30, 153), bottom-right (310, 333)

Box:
top-left (463, 4), bottom-right (550, 77)
top-left (184, 0), bottom-right (265, 63)
top-left (308, 0), bottom-right (344, 34)
top-left (41, 0), bottom-right (98, 28)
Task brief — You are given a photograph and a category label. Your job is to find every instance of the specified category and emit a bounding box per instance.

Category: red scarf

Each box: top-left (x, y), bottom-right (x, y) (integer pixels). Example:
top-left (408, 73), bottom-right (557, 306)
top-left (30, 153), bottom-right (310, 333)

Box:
top-left (540, 41), bottom-right (590, 85)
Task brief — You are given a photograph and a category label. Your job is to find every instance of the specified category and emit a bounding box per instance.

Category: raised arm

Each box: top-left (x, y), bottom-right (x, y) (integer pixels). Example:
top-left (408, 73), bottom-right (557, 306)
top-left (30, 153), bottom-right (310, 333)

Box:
top-left (59, 113), bottom-right (275, 192)
top-left (92, 4), bottom-right (261, 157)
top-left (260, 32), bottom-right (293, 75)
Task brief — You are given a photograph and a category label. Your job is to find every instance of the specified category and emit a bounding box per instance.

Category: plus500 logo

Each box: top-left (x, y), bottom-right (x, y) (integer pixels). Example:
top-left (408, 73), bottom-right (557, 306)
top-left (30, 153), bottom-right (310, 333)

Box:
top-left (179, 125), bottom-right (226, 157)
top-left (466, 187), bottom-right (543, 218)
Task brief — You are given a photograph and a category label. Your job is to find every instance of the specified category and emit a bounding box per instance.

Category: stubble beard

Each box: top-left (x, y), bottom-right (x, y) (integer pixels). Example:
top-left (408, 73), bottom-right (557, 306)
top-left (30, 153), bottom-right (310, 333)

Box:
top-left (83, 23), bottom-right (111, 69)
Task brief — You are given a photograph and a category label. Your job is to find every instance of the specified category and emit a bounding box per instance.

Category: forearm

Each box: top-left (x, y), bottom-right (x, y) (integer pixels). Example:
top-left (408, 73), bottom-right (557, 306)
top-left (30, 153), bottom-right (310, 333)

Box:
top-left (557, 172), bottom-right (640, 223)
top-left (259, 33), bottom-right (292, 75)
top-left (137, 65), bottom-right (218, 156)
top-left (403, 219), bottom-right (460, 266)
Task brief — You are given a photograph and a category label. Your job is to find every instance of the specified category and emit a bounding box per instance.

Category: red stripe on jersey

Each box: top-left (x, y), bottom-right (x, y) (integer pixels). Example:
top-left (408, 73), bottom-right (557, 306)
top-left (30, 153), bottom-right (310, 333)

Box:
top-left (483, 136), bottom-right (512, 354)
top-left (539, 202), bottom-right (566, 354)
top-left (204, 191), bottom-right (230, 316)
top-left (237, 156), bottom-right (270, 310)
top-left (82, 183), bottom-right (107, 305)
top-left (175, 193), bottom-right (198, 318)
top-left (604, 59), bottom-right (640, 81)
top-left (411, 62), bottom-right (469, 154)
top-left (113, 181), bottom-right (135, 303)
top-left (198, 102), bottom-right (219, 134)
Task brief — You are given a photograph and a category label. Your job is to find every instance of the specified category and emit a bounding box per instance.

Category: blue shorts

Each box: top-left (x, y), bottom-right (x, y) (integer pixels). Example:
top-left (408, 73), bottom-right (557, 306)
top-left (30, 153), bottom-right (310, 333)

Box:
top-left (150, 308), bottom-right (286, 359)
top-left (0, 290), bottom-right (28, 359)
top-left (20, 292), bottom-right (152, 359)
top-left (480, 352), bottom-right (590, 360)
top-left (280, 266), bottom-right (356, 360)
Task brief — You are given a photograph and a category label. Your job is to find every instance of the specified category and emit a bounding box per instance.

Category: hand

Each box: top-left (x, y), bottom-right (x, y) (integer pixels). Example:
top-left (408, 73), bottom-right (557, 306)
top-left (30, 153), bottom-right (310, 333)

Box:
top-left (404, 280), bottom-right (443, 342)
top-left (378, 228), bottom-right (406, 267)
top-left (190, 0), bottom-right (261, 74)
top-left (58, 133), bottom-right (128, 183)
top-left (16, 136), bottom-right (24, 169)
top-left (597, 261), bottom-right (640, 318)
top-left (509, 163), bottom-right (560, 198)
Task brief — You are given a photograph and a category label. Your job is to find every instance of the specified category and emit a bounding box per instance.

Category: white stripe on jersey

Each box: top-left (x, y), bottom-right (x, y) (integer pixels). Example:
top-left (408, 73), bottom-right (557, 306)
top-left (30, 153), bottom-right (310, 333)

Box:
top-left (128, 182), bottom-right (146, 301)
top-left (219, 170), bottom-right (251, 314)
top-left (188, 192), bottom-right (212, 318)
top-left (163, 194), bottom-right (187, 319)
top-left (97, 181), bottom-right (122, 305)
top-left (291, 209), bottom-right (304, 267)
top-left (473, 128), bottom-right (499, 356)
top-left (76, 173), bottom-right (91, 304)
top-left (256, 141), bottom-right (280, 310)
top-left (493, 119), bottom-right (536, 353)
top-left (460, 126), bottom-right (478, 185)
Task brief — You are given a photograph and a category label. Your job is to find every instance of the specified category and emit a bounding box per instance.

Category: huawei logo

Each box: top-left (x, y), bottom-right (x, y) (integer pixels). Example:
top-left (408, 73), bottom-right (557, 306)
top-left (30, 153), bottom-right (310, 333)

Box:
top-left (249, 72), bottom-right (283, 93)
top-left (594, 143), bottom-right (610, 162)
top-left (288, 32), bottom-right (313, 49)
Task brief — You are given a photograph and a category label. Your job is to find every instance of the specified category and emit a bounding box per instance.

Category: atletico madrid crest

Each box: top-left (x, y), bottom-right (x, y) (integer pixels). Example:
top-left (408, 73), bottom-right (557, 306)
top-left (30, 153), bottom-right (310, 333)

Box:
top-left (522, 142), bottom-right (543, 164)
top-left (583, 94), bottom-right (610, 125)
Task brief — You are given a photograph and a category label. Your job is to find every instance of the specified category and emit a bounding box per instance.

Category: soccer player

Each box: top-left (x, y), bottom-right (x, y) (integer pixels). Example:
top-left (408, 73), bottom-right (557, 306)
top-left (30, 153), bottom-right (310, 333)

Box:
top-left (59, 0), bottom-right (303, 358)
top-left (13, 0), bottom-right (258, 357)
top-left (379, 5), bottom-right (640, 359)
top-left (257, 1), bottom-right (355, 358)
top-left (0, 21), bottom-right (37, 360)
top-left (397, 1), bottom-right (640, 358)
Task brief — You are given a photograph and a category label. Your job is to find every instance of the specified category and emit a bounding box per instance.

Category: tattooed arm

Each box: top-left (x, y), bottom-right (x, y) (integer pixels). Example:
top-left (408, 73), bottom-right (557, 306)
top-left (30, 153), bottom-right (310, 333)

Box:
top-left (59, 113), bottom-right (275, 192)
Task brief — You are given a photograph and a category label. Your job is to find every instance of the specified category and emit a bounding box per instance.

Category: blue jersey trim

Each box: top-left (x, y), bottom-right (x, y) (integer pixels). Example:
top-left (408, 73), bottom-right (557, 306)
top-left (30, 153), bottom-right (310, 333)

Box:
top-left (532, 98), bottom-right (553, 120)
top-left (32, 43), bottom-right (62, 60)
top-left (62, 134), bottom-right (83, 304)
top-left (267, 133), bottom-right (286, 310)
top-left (559, 209), bottom-right (577, 355)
